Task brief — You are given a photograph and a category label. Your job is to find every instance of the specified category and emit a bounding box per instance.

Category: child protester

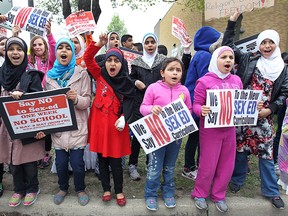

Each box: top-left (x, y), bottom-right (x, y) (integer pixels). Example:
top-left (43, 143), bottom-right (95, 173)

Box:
top-left (84, 33), bottom-right (135, 207)
top-left (224, 9), bottom-right (287, 210)
top-left (140, 57), bottom-right (192, 211)
top-left (45, 38), bottom-right (91, 206)
top-left (0, 37), bottom-right (46, 207)
top-left (191, 46), bottom-right (243, 213)
top-left (0, 36), bottom-right (7, 198)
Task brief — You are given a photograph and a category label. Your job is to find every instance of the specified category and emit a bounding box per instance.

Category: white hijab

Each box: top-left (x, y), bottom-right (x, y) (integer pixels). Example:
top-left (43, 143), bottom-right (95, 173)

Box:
top-left (256, 30), bottom-right (284, 81)
top-left (208, 46), bottom-right (234, 79)
top-left (74, 35), bottom-right (85, 59)
top-left (142, 33), bottom-right (158, 68)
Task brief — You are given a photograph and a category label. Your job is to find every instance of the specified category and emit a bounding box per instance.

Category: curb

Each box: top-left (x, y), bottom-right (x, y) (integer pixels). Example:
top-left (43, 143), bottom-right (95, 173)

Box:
top-left (1, 191), bottom-right (288, 216)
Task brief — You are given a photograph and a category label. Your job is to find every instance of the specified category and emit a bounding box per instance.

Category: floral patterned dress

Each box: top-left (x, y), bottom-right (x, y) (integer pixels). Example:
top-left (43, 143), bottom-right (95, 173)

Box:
top-left (236, 69), bottom-right (274, 159)
top-left (278, 98), bottom-right (288, 195)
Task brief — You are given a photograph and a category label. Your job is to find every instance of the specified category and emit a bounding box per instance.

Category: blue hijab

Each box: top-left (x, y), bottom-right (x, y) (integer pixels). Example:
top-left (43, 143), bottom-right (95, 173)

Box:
top-left (47, 38), bottom-right (76, 87)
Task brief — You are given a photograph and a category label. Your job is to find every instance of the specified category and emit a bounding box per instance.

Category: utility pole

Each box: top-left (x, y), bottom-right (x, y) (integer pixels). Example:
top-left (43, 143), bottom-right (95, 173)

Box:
top-left (27, 0), bottom-right (34, 40)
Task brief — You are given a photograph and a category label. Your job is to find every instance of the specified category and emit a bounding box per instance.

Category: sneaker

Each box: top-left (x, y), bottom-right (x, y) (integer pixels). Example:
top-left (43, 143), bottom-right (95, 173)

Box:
top-left (8, 193), bottom-right (23, 207)
top-left (182, 167), bottom-right (197, 181)
top-left (271, 196), bottom-right (285, 209)
top-left (229, 182), bottom-right (241, 193)
top-left (215, 200), bottom-right (228, 212)
top-left (164, 197), bottom-right (176, 208)
top-left (129, 164), bottom-right (141, 181)
top-left (23, 189), bottom-right (40, 206)
top-left (274, 163), bottom-right (280, 176)
top-left (146, 197), bottom-right (158, 211)
top-left (194, 197), bottom-right (208, 210)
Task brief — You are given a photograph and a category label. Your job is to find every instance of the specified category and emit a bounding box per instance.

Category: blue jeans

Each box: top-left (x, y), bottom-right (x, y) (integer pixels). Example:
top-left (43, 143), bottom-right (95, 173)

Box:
top-left (231, 151), bottom-right (280, 197)
top-left (55, 149), bottom-right (85, 192)
top-left (144, 139), bottom-right (181, 199)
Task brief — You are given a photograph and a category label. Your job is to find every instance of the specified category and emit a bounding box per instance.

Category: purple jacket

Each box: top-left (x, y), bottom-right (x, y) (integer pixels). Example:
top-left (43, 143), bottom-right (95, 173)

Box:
top-left (193, 72), bottom-right (243, 118)
top-left (140, 80), bottom-right (192, 116)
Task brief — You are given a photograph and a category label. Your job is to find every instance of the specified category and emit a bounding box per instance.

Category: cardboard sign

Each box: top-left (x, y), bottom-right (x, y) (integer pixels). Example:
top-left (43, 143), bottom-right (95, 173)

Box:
top-left (65, 11), bottom-right (96, 37)
top-left (172, 16), bottom-right (190, 47)
top-left (129, 99), bottom-right (198, 154)
top-left (205, 89), bottom-right (262, 128)
top-left (0, 6), bottom-right (52, 37)
top-left (0, 88), bottom-right (77, 139)
top-left (205, 0), bottom-right (275, 21)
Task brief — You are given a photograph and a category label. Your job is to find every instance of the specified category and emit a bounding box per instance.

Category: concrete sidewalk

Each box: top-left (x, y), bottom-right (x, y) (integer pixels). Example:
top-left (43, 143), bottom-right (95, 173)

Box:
top-left (1, 191), bottom-right (288, 216)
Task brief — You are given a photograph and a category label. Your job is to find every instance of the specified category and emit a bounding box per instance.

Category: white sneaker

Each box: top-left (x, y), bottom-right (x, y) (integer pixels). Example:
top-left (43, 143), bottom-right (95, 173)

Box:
top-left (181, 168), bottom-right (197, 181)
top-left (129, 164), bottom-right (141, 181)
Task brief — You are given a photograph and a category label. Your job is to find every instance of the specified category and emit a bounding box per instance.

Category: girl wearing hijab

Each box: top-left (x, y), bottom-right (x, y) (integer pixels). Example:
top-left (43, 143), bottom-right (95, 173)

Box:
top-left (84, 33), bottom-right (135, 207)
top-left (223, 9), bottom-right (288, 210)
top-left (0, 37), bottom-right (46, 207)
top-left (0, 36), bottom-right (7, 198)
top-left (191, 46), bottom-right (243, 212)
top-left (128, 33), bottom-right (166, 181)
top-left (45, 38), bottom-right (91, 206)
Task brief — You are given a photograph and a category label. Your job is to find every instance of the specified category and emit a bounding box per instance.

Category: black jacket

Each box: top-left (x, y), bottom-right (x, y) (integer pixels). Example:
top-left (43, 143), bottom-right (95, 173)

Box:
top-left (222, 20), bottom-right (288, 114)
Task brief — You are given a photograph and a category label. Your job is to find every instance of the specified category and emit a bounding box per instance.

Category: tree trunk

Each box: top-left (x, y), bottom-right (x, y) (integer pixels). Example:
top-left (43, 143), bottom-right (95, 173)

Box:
top-left (78, 0), bottom-right (101, 24)
top-left (62, 0), bottom-right (72, 19)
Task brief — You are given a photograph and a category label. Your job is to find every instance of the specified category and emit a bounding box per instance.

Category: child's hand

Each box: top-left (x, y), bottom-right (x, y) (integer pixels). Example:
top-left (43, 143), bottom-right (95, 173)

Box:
top-left (0, 15), bottom-right (7, 23)
top-left (258, 108), bottom-right (271, 119)
top-left (115, 116), bottom-right (125, 131)
top-left (35, 131), bottom-right (46, 139)
top-left (135, 80), bottom-right (146, 90)
top-left (66, 89), bottom-right (78, 104)
top-left (151, 105), bottom-right (162, 115)
top-left (12, 25), bottom-right (21, 37)
top-left (230, 8), bottom-right (240, 22)
top-left (95, 33), bottom-right (108, 47)
top-left (10, 91), bottom-right (23, 100)
top-left (257, 101), bottom-right (264, 111)
top-left (45, 20), bottom-right (52, 36)
top-left (201, 105), bottom-right (211, 117)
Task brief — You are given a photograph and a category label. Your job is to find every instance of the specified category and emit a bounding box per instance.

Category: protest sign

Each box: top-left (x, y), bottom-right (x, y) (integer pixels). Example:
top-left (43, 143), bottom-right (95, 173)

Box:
top-left (120, 47), bottom-right (142, 74)
top-left (205, 0), bottom-right (274, 21)
top-left (65, 11), bottom-right (96, 37)
top-left (0, 6), bottom-right (52, 37)
top-left (205, 89), bottom-right (262, 128)
top-left (171, 16), bottom-right (190, 47)
top-left (129, 98), bottom-right (198, 154)
top-left (0, 88), bottom-right (77, 139)
top-left (0, 27), bottom-right (7, 37)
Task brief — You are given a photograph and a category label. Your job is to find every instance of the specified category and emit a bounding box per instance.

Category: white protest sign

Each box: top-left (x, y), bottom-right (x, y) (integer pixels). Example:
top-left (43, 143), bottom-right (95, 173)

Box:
top-left (205, 89), bottom-right (262, 128)
top-left (65, 11), bottom-right (96, 37)
top-left (0, 6), bottom-right (52, 37)
top-left (129, 99), bottom-right (198, 154)
top-left (205, 0), bottom-right (275, 21)
top-left (171, 16), bottom-right (190, 47)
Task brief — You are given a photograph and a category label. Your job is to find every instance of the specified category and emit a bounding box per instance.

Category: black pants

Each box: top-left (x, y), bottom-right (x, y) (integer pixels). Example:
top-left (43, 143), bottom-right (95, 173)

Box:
top-left (10, 161), bottom-right (39, 195)
top-left (0, 163), bottom-right (3, 183)
top-left (98, 154), bottom-right (123, 194)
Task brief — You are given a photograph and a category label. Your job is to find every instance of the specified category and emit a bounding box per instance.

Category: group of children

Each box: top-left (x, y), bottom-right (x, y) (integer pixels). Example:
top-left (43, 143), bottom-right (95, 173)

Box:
top-left (0, 8), bottom-right (287, 213)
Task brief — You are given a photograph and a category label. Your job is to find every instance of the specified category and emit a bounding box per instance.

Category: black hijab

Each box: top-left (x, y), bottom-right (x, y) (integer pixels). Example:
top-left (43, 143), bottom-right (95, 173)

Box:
top-left (101, 48), bottom-right (135, 121)
top-left (0, 37), bottom-right (28, 91)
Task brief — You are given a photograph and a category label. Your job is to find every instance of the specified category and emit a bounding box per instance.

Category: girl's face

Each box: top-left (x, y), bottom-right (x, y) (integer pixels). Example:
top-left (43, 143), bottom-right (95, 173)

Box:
top-left (217, 51), bottom-right (234, 74)
top-left (56, 43), bottom-right (73, 66)
top-left (105, 56), bottom-right (122, 77)
top-left (0, 38), bottom-right (7, 56)
top-left (161, 61), bottom-right (182, 87)
top-left (259, 39), bottom-right (276, 59)
top-left (144, 37), bottom-right (157, 55)
top-left (109, 33), bottom-right (119, 48)
top-left (7, 44), bottom-right (25, 66)
top-left (71, 37), bottom-right (81, 55)
top-left (32, 38), bottom-right (45, 57)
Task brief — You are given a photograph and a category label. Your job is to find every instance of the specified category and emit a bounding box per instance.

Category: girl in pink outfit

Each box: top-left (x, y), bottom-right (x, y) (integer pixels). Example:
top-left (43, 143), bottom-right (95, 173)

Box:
top-left (140, 57), bottom-right (192, 211)
top-left (191, 46), bottom-right (243, 212)
top-left (28, 20), bottom-right (56, 85)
